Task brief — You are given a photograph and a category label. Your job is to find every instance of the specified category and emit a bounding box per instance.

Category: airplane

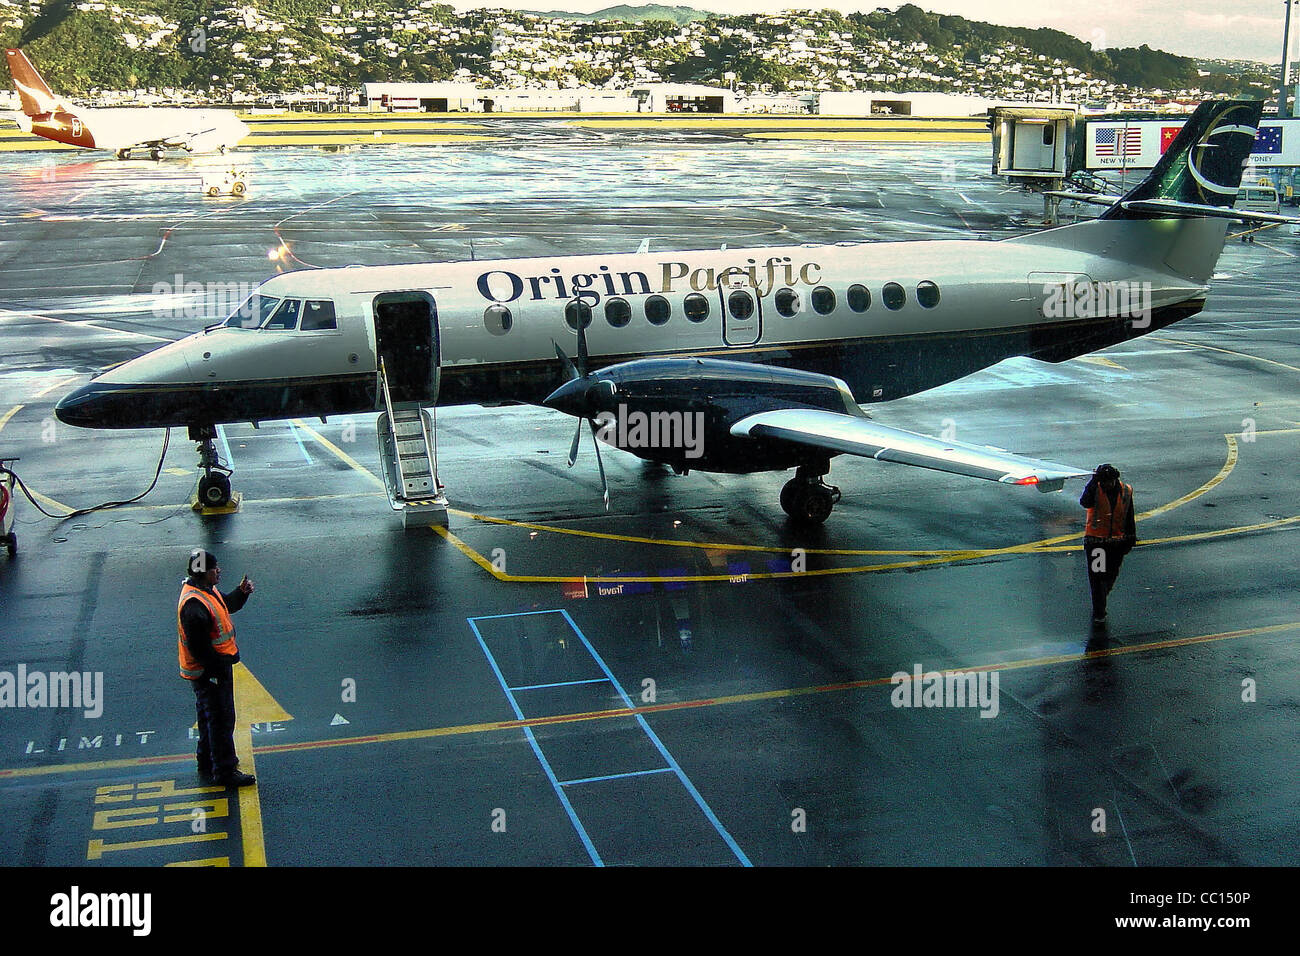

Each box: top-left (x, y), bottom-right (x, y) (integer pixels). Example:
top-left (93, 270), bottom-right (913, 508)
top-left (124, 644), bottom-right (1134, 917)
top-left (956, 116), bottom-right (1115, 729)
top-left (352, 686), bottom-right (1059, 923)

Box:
top-left (54, 99), bottom-right (1283, 524)
top-left (4, 48), bottom-right (248, 160)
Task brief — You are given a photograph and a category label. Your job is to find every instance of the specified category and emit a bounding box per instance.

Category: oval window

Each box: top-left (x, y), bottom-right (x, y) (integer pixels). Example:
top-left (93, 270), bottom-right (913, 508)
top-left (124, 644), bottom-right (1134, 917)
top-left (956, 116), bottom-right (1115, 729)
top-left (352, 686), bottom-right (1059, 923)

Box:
top-left (811, 286), bottom-right (836, 315)
top-left (775, 288), bottom-right (800, 317)
top-left (684, 293), bottom-right (710, 323)
top-left (564, 298), bottom-right (592, 332)
top-left (727, 290), bottom-right (754, 320)
top-left (646, 295), bottom-right (671, 326)
top-left (882, 282), bottom-right (906, 311)
top-left (847, 284), bottom-right (870, 313)
top-left (917, 281), bottom-right (940, 309)
top-left (605, 297), bottom-right (631, 328)
top-left (484, 304), bottom-right (512, 335)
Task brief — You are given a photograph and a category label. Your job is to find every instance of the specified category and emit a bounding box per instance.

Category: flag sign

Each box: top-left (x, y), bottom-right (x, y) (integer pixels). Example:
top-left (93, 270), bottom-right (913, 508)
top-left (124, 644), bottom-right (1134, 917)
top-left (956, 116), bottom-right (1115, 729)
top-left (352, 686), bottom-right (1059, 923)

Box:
top-left (1086, 119), bottom-right (1297, 169)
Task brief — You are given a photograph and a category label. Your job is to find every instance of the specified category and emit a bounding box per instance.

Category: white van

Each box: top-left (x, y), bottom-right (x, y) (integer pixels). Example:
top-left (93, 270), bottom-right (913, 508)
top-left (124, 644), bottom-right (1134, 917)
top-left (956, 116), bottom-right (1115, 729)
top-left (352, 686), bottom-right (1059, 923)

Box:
top-left (1236, 184), bottom-right (1281, 216)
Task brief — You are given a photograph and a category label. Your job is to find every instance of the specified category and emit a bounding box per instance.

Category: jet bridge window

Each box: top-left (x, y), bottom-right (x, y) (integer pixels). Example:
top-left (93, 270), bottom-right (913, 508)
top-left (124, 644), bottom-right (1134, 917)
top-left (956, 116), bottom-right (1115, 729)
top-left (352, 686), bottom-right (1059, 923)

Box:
top-left (847, 284), bottom-right (871, 313)
top-left (775, 288), bottom-right (800, 317)
top-left (605, 297), bottom-right (631, 328)
top-left (646, 295), bottom-right (671, 326)
top-left (301, 299), bottom-right (337, 331)
top-left (882, 282), bottom-right (906, 311)
top-left (684, 293), bottom-right (710, 323)
top-left (564, 298), bottom-right (593, 331)
top-left (223, 294), bottom-right (279, 329)
top-left (916, 281), bottom-right (940, 308)
top-left (811, 286), bottom-right (836, 315)
top-left (263, 298), bottom-right (302, 330)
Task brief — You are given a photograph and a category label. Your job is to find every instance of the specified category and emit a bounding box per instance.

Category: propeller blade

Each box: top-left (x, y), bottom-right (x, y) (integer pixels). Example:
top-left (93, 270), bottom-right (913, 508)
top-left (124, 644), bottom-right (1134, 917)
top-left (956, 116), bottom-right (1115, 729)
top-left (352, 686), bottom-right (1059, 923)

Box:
top-left (576, 316), bottom-right (589, 378)
top-left (552, 339), bottom-right (577, 382)
top-left (589, 418), bottom-right (609, 510)
top-left (567, 416), bottom-right (583, 467)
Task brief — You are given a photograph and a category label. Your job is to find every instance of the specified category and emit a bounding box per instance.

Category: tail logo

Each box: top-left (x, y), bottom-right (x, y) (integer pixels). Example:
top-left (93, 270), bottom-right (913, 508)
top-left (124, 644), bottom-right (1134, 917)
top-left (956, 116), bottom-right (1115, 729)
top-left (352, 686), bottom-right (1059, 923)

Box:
top-left (71, 116), bottom-right (82, 138)
top-left (1188, 107), bottom-right (1259, 197)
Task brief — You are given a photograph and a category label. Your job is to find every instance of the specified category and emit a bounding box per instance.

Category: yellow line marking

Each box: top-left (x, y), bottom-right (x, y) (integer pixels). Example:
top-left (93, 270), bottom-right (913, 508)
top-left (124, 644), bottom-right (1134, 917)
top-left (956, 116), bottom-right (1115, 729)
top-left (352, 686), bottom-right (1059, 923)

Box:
top-left (1153, 337), bottom-right (1300, 375)
top-left (87, 832), bottom-right (226, 860)
top-left (1075, 356), bottom-right (1127, 370)
top-left (29, 488), bottom-right (75, 515)
top-left (0, 405), bottom-right (20, 434)
top-left (1139, 434), bottom-right (1237, 522)
top-left (291, 419), bottom-right (384, 487)
top-left (10, 620), bottom-right (1298, 786)
top-left (34, 375), bottom-right (78, 399)
top-left (230, 663), bottom-right (293, 868)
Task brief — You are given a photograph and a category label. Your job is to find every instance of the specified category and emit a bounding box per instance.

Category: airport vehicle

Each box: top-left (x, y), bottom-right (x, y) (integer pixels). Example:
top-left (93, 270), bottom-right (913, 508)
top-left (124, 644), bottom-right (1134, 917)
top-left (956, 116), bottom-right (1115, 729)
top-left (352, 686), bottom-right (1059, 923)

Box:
top-left (55, 100), bottom-right (1287, 523)
top-left (1, 458), bottom-right (18, 556)
top-left (1237, 184), bottom-right (1281, 216)
top-left (201, 167), bottom-right (250, 197)
top-left (4, 48), bottom-right (248, 159)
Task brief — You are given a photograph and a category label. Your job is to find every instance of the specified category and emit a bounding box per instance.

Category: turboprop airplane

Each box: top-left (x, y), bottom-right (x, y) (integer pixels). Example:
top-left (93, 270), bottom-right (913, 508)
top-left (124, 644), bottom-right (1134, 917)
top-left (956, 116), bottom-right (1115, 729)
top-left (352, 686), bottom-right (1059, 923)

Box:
top-left (4, 48), bottom-right (247, 159)
top-left (55, 100), bottom-right (1281, 524)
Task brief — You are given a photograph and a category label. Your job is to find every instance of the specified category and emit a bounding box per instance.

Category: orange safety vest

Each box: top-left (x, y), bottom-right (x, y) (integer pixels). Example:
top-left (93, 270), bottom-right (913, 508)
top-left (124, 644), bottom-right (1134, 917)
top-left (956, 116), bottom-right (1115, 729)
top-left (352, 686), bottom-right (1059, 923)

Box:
top-left (177, 582), bottom-right (238, 680)
top-left (1085, 482), bottom-right (1133, 540)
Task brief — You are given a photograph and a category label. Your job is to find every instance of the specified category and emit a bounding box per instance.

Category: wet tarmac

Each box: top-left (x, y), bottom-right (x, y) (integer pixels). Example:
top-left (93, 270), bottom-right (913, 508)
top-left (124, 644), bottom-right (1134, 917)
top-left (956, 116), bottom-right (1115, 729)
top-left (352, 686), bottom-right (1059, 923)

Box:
top-left (0, 129), bottom-right (1297, 869)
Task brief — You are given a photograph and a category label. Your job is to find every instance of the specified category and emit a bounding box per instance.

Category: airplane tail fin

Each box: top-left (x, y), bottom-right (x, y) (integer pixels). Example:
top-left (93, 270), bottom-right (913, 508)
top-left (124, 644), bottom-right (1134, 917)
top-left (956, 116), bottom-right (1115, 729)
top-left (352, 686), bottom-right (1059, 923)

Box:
top-left (1098, 99), bottom-right (1263, 220)
top-left (5, 48), bottom-right (59, 117)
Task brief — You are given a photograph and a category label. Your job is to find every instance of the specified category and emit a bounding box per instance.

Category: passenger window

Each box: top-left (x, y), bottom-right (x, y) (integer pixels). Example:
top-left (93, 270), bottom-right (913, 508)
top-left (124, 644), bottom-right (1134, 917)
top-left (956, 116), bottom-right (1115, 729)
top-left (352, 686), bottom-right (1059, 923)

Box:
top-left (301, 299), bottom-right (337, 331)
top-left (646, 295), bottom-right (671, 326)
top-left (263, 298), bottom-right (301, 330)
top-left (684, 293), bottom-right (710, 323)
top-left (775, 288), bottom-right (800, 317)
top-left (727, 290), bottom-right (754, 320)
top-left (811, 286), bottom-right (836, 315)
top-left (605, 297), bottom-right (631, 328)
top-left (917, 281), bottom-right (940, 309)
top-left (847, 284), bottom-right (870, 313)
top-left (484, 304), bottom-right (512, 335)
top-left (564, 298), bottom-right (592, 331)
top-left (882, 282), bottom-right (906, 311)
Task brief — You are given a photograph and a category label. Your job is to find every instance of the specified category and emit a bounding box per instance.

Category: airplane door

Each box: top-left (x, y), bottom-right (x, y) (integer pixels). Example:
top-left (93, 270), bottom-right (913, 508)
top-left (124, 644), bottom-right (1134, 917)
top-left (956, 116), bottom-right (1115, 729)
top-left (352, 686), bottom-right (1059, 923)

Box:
top-left (719, 272), bottom-right (761, 347)
top-left (373, 291), bottom-right (440, 403)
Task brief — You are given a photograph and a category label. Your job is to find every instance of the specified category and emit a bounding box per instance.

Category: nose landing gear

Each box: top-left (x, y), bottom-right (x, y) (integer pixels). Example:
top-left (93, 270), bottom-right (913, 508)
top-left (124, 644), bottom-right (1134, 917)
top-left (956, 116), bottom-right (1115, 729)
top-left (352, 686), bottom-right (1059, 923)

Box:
top-left (780, 462), bottom-right (841, 525)
top-left (190, 425), bottom-right (239, 513)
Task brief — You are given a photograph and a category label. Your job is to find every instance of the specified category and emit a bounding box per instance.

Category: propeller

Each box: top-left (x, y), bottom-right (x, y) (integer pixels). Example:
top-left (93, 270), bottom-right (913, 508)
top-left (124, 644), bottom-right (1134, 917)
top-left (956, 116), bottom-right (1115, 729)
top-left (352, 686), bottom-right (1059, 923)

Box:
top-left (545, 314), bottom-right (614, 510)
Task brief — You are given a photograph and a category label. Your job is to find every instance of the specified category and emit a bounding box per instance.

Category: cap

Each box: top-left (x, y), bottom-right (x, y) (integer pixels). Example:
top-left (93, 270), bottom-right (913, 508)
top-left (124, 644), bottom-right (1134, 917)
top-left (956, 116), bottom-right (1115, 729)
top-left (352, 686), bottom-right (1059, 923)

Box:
top-left (187, 550), bottom-right (219, 576)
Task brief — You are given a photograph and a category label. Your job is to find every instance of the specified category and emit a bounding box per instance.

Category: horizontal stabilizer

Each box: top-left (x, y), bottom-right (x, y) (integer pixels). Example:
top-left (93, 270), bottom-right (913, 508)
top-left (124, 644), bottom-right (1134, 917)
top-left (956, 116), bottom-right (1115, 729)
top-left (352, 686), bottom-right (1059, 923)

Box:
top-left (731, 408), bottom-right (1091, 488)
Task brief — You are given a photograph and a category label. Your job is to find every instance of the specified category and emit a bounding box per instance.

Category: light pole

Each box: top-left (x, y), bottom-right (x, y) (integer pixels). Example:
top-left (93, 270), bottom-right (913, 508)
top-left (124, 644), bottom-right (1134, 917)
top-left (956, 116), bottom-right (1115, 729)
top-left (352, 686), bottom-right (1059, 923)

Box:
top-left (1281, 0), bottom-right (1297, 117)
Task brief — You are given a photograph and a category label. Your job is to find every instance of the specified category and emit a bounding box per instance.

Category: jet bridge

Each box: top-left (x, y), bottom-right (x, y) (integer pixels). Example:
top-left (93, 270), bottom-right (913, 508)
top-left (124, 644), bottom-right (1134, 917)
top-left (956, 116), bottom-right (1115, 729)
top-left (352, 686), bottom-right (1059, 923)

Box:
top-left (989, 105), bottom-right (1077, 224)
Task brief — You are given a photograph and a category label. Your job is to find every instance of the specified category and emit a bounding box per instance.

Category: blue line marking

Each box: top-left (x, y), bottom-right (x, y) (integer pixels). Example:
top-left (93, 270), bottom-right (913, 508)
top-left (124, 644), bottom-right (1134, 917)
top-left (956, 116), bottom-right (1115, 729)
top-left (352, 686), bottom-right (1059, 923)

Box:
top-left (559, 767), bottom-right (674, 787)
top-left (215, 423), bottom-right (234, 465)
top-left (471, 609), bottom-right (567, 622)
top-left (510, 677), bottom-right (611, 692)
top-left (557, 608), bottom-right (753, 867)
top-left (286, 420), bottom-right (313, 463)
top-left (467, 616), bottom-right (604, 867)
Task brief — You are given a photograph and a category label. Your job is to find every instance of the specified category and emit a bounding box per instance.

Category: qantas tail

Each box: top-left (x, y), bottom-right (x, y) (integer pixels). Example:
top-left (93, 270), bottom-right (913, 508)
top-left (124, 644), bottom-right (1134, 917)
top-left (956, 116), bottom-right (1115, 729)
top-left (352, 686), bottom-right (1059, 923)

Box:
top-left (1099, 99), bottom-right (1263, 219)
top-left (5, 48), bottom-right (61, 116)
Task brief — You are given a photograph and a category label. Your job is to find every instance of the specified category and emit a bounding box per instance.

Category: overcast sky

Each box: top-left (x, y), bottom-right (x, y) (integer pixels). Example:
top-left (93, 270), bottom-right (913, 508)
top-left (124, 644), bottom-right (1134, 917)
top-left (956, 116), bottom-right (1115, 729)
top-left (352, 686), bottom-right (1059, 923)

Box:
top-left (469, 1), bottom-right (1296, 64)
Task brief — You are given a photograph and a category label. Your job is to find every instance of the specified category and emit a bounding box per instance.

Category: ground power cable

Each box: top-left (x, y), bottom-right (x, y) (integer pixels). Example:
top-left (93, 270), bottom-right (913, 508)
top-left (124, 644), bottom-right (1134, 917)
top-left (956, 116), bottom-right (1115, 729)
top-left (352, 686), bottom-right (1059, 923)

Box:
top-left (1, 428), bottom-right (171, 519)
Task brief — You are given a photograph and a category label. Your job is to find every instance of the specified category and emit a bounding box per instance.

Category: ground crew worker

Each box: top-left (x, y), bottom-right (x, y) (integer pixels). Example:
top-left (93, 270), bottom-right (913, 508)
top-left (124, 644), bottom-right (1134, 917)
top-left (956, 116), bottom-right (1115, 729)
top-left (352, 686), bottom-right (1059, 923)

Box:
top-left (178, 549), bottom-right (256, 787)
top-left (1080, 464), bottom-right (1136, 624)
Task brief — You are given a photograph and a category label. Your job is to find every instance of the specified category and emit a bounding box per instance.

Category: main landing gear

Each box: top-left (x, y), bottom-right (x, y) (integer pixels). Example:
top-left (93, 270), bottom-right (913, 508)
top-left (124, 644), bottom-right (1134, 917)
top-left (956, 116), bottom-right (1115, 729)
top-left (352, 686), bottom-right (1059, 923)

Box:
top-left (190, 425), bottom-right (235, 509)
top-left (780, 462), bottom-right (841, 525)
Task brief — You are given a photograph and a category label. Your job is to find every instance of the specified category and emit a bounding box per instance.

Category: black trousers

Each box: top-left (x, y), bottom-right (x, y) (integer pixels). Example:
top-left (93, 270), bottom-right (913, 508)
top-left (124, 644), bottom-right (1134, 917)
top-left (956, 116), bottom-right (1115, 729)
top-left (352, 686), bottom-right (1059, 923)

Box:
top-left (190, 666), bottom-right (237, 777)
top-left (1084, 537), bottom-right (1128, 617)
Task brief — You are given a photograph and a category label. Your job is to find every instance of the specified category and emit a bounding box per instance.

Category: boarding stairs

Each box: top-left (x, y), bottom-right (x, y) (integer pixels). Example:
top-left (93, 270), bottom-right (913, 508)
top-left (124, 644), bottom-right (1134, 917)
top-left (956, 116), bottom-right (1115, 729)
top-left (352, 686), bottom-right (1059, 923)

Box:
top-left (376, 358), bottom-right (448, 529)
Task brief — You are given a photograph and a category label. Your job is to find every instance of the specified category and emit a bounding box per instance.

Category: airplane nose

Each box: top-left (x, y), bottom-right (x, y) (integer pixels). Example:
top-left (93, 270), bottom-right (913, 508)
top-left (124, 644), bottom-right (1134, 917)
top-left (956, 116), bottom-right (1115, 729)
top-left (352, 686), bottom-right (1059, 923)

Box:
top-left (54, 382), bottom-right (106, 428)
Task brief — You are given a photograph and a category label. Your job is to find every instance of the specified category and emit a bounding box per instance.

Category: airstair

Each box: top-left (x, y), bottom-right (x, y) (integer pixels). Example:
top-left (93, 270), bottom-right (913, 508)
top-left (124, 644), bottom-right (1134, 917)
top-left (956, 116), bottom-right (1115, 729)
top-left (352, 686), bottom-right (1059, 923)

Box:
top-left (376, 358), bottom-right (448, 529)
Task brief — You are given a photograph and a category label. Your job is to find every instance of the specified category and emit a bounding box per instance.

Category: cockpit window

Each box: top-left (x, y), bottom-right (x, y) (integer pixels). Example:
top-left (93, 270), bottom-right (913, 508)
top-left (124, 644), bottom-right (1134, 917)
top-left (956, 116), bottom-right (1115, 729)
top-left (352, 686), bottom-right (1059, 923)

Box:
top-left (301, 299), bottom-right (337, 331)
top-left (224, 294), bottom-right (279, 329)
top-left (263, 298), bottom-right (301, 331)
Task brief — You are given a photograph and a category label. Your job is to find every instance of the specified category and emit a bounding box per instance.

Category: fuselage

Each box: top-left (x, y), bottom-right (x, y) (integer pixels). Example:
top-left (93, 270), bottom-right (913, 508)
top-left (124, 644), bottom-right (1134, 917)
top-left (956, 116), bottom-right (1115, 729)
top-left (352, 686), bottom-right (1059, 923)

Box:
top-left (17, 105), bottom-right (248, 153)
top-left (54, 216), bottom-right (1227, 431)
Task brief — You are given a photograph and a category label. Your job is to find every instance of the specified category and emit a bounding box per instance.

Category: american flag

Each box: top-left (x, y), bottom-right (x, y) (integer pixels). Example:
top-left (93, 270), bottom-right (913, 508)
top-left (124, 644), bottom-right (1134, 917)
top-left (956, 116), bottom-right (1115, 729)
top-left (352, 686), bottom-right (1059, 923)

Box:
top-left (1096, 126), bottom-right (1142, 156)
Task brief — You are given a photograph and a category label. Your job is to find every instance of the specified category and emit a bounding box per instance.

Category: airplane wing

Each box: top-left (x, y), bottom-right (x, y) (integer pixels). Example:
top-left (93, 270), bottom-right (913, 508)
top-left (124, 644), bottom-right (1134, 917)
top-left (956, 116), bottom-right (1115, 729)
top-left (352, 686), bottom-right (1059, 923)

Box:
top-left (730, 408), bottom-right (1091, 491)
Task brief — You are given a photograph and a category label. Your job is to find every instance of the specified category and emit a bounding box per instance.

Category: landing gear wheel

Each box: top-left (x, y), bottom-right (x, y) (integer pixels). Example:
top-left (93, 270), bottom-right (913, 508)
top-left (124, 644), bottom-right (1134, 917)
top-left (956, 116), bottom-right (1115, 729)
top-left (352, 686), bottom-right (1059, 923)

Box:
top-left (780, 477), bottom-right (840, 525)
top-left (150, 148), bottom-right (163, 161)
top-left (5, 532), bottom-right (15, 558)
top-left (116, 149), bottom-right (130, 160)
top-left (207, 185), bottom-right (221, 197)
top-left (198, 473), bottom-right (232, 508)
top-left (231, 181), bottom-right (246, 196)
